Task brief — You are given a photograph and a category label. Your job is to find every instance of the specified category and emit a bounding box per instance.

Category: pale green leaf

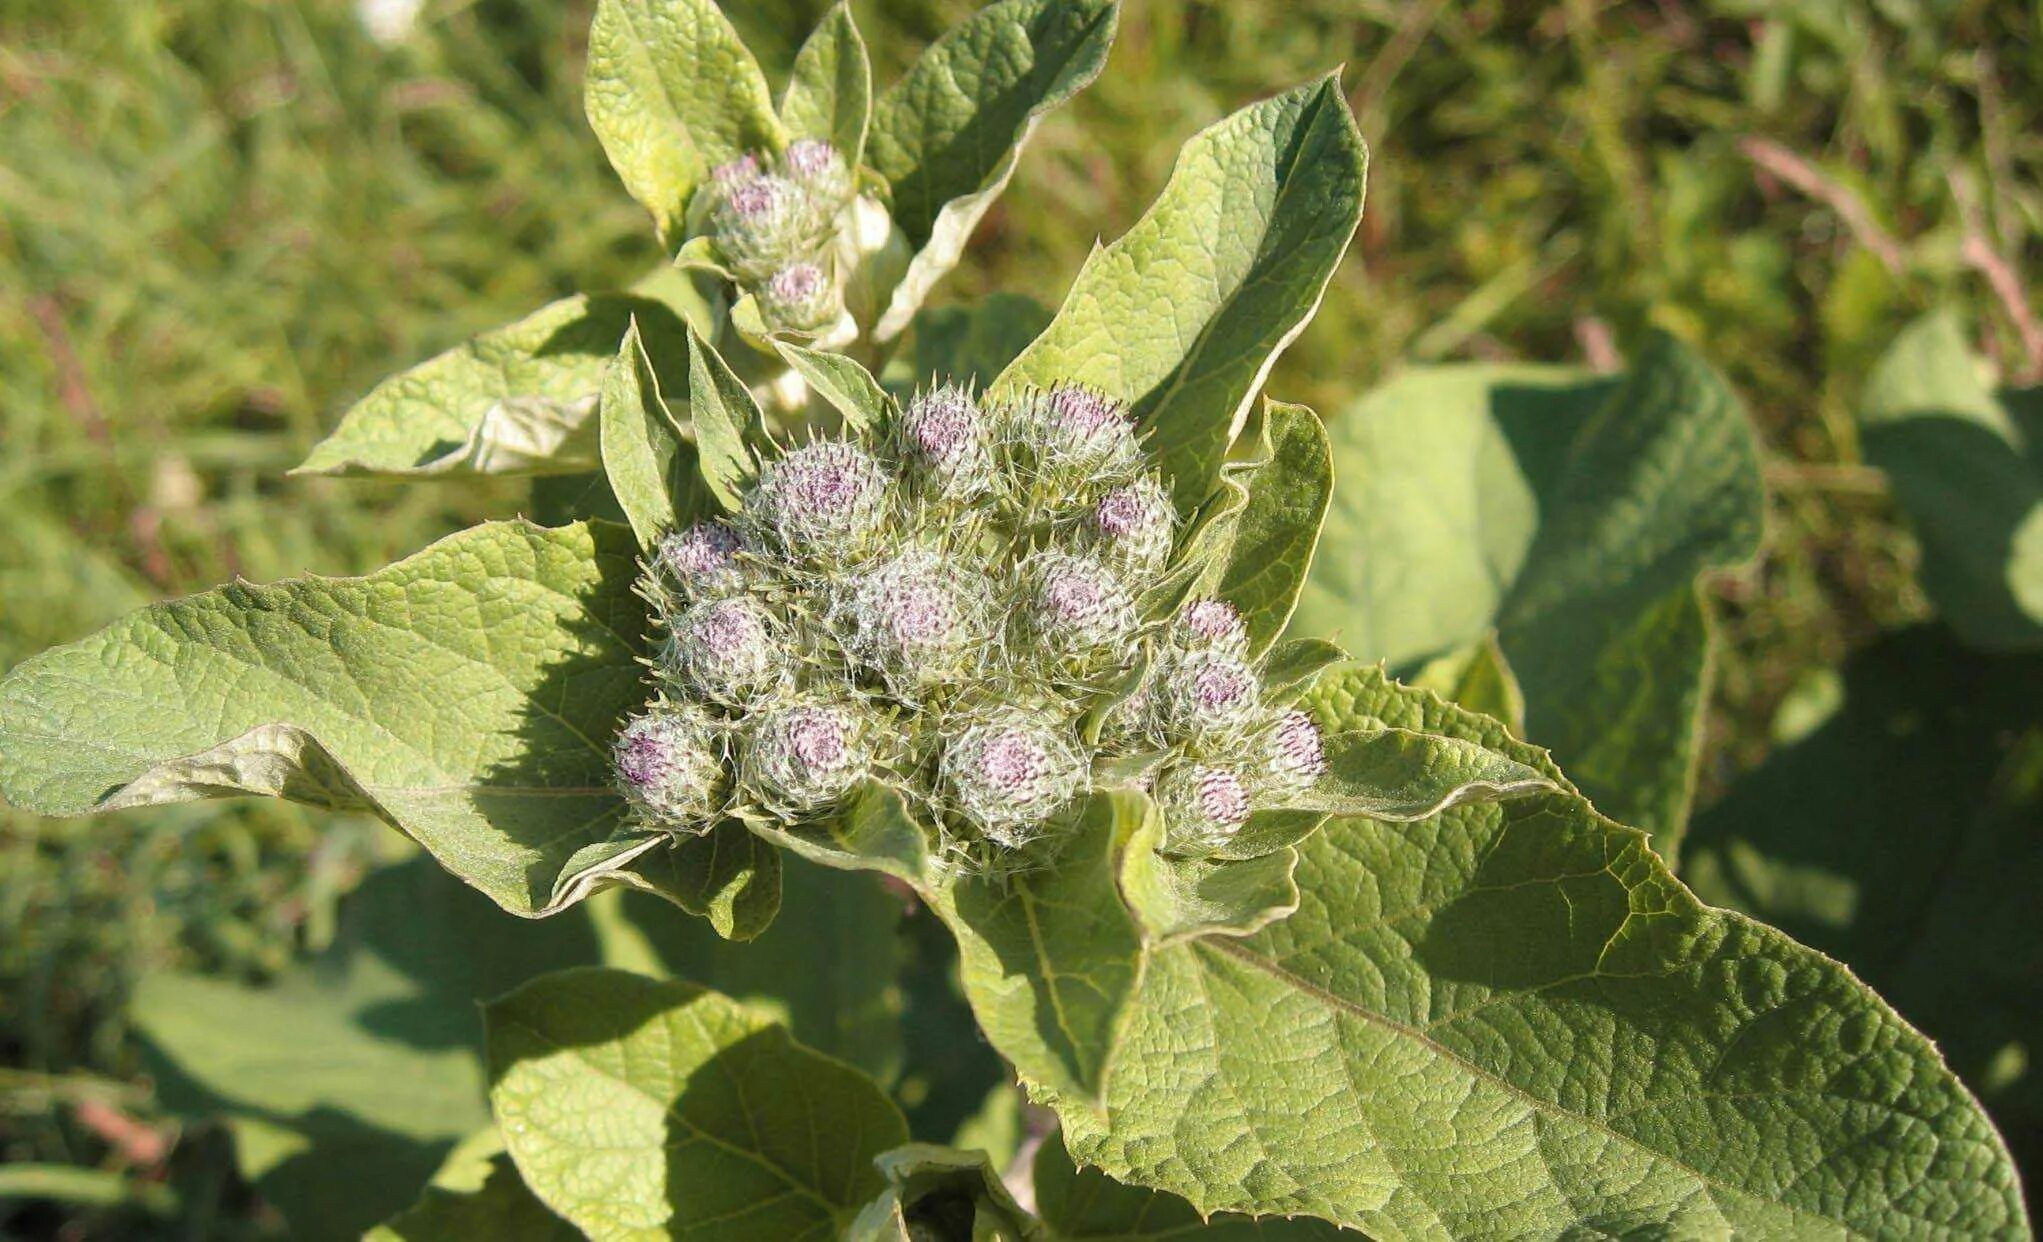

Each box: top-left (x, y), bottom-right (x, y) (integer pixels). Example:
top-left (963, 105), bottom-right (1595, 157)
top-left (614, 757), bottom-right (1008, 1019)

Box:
top-left (599, 318), bottom-right (701, 547)
top-left (1033, 1130), bottom-right (1341, 1239)
top-left (296, 291), bottom-right (700, 480)
top-left (1213, 401), bottom-right (1333, 656)
top-left (847, 1144), bottom-right (1041, 1242)
top-left (775, 339), bottom-right (893, 434)
top-left (0, 519), bottom-right (658, 917)
top-left (1685, 625), bottom-right (2043, 1185)
top-left (684, 322), bottom-right (765, 511)
top-left (485, 968), bottom-right (908, 1240)
top-left (1117, 798), bottom-right (1299, 945)
top-left (779, 2), bottom-right (870, 166)
top-left (1858, 309), bottom-right (2043, 650)
top-left (1259, 636), bottom-right (1347, 700)
top-left (1043, 664), bottom-right (2024, 1236)
top-left (746, 780), bottom-right (938, 886)
top-left (584, 0), bottom-right (784, 244)
top-left (929, 790), bottom-right (1145, 1107)
top-left (1291, 335), bottom-right (1764, 859)
top-left (996, 78), bottom-right (1366, 512)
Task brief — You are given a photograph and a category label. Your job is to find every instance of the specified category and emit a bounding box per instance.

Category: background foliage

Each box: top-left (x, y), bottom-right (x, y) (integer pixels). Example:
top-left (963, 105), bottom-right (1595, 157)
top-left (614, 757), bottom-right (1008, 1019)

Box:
top-left (1, 0), bottom-right (2037, 1234)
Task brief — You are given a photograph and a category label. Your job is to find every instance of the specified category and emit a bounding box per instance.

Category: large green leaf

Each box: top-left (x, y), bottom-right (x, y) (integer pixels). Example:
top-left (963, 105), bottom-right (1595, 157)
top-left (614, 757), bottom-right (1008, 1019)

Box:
top-left (996, 77), bottom-right (1366, 513)
top-left (0, 519), bottom-right (661, 917)
top-left (1290, 335), bottom-right (1764, 859)
top-left (1033, 1130), bottom-right (1340, 1239)
top-left (584, 0), bottom-right (785, 244)
top-left (295, 281), bottom-right (705, 480)
top-left (1034, 664), bottom-right (2024, 1235)
top-left (866, 0), bottom-right (1117, 341)
top-left (1210, 401), bottom-right (1333, 657)
top-left (1685, 625), bottom-right (2043, 1203)
top-left (1858, 309), bottom-right (2043, 650)
top-left (485, 968), bottom-right (909, 1240)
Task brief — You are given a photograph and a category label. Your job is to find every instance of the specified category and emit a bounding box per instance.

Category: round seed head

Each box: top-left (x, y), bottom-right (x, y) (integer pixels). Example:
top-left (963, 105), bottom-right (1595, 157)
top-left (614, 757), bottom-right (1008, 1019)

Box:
top-left (1154, 762), bottom-right (1251, 856)
top-left (743, 698), bottom-right (869, 815)
top-left (896, 385), bottom-right (995, 500)
top-left (657, 521), bottom-right (747, 599)
top-left (1089, 475), bottom-right (1175, 575)
top-left (613, 705), bottom-right (725, 830)
top-left (1263, 709), bottom-right (1327, 798)
top-left (943, 716), bottom-right (1086, 847)
top-left (1018, 551), bottom-right (1137, 661)
top-left (844, 549), bottom-right (990, 690)
top-left (758, 262), bottom-right (842, 332)
top-left (664, 595), bottom-right (784, 704)
top-left (746, 439), bottom-right (890, 564)
top-left (1154, 648), bottom-right (1262, 743)
top-left (1173, 598), bottom-right (1249, 655)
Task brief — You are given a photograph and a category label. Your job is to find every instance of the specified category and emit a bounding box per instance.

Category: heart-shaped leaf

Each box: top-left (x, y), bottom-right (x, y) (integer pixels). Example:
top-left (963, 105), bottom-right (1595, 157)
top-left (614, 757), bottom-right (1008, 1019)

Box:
top-left (0, 520), bottom-right (659, 917)
top-left (584, 0), bottom-right (784, 245)
top-left (779, 1), bottom-right (871, 167)
top-left (485, 968), bottom-right (908, 1240)
top-left (867, 0), bottom-right (1118, 341)
top-left (1291, 334), bottom-right (1764, 859)
top-left (1858, 309), bottom-right (2043, 650)
top-left (996, 77), bottom-right (1366, 513)
top-left (1035, 665), bottom-right (2024, 1235)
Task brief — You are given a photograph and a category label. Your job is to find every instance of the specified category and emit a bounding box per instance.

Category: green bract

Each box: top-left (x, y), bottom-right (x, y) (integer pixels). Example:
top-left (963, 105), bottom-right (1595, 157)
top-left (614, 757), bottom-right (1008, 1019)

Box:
top-left (297, 0), bottom-right (1120, 479)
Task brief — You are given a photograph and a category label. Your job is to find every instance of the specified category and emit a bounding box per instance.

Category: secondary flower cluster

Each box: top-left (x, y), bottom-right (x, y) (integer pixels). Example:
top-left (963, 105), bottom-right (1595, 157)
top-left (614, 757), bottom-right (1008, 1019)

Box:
top-left (691, 141), bottom-right (857, 337)
top-left (612, 382), bottom-right (1327, 866)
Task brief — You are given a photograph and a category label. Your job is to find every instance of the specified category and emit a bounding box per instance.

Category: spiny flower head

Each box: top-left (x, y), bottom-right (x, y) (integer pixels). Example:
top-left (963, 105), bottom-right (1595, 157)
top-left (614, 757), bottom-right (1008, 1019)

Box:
top-left (758, 262), bottom-right (841, 333)
top-left (742, 697), bottom-right (870, 815)
top-left (1154, 762), bottom-right (1252, 856)
top-left (613, 705), bottom-right (726, 831)
top-left (1263, 709), bottom-right (1327, 798)
top-left (746, 439), bottom-right (890, 565)
top-left (1153, 648), bottom-right (1262, 742)
top-left (895, 385), bottom-right (996, 501)
top-left (1014, 385), bottom-right (1140, 482)
top-left (783, 138), bottom-right (852, 201)
top-left (942, 715), bottom-right (1086, 847)
top-left (657, 520), bottom-right (747, 599)
top-left (841, 549), bottom-right (991, 692)
top-left (1173, 597), bottom-right (1249, 655)
top-left (1088, 475), bottom-right (1176, 574)
top-left (1016, 550), bottom-right (1137, 665)
top-left (663, 595), bottom-right (784, 704)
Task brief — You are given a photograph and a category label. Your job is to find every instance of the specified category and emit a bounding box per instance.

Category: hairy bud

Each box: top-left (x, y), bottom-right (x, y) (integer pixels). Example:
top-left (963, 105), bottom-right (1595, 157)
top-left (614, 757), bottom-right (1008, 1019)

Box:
top-left (895, 385), bottom-right (996, 501)
top-left (1153, 648), bottom-right (1262, 744)
top-left (742, 697), bottom-right (869, 815)
top-left (710, 154), bottom-right (762, 192)
top-left (664, 596), bottom-right (784, 703)
top-left (1088, 475), bottom-right (1175, 574)
top-left (1262, 708), bottom-right (1327, 798)
top-left (713, 173), bottom-right (829, 281)
top-left (782, 138), bottom-right (852, 203)
top-left (746, 439), bottom-right (890, 564)
top-left (613, 705), bottom-right (725, 830)
top-left (1173, 597), bottom-right (1249, 655)
top-left (1016, 551), bottom-right (1138, 664)
top-left (758, 262), bottom-right (842, 333)
top-left (1154, 762), bottom-right (1251, 856)
top-left (942, 716), bottom-right (1086, 846)
top-left (842, 550), bottom-right (990, 691)
top-left (657, 521), bottom-right (747, 599)
top-left (1018, 385), bottom-right (1140, 481)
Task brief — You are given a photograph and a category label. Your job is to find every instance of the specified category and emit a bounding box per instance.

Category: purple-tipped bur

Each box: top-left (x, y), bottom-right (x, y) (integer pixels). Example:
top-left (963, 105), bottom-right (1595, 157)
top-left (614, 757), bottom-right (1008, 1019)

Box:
top-left (781, 138), bottom-right (851, 202)
top-left (657, 521), bottom-right (745, 598)
top-left (711, 154), bottom-right (762, 189)
top-left (665, 596), bottom-right (781, 702)
top-left (1174, 598), bottom-right (1249, 654)
top-left (1155, 762), bottom-right (1251, 855)
top-left (612, 706), bottom-right (724, 830)
top-left (724, 176), bottom-right (783, 222)
top-left (1022, 552), bottom-right (1136, 657)
top-left (1090, 476), bottom-right (1174, 573)
top-left (759, 262), bottom-right (838, 331)
top-left (744, 699), bottom-right (867, 814)
top-left (746, 439), bottom-right (889, 562)
top-left (897, 385), bottom-right (994, 499)
top-left (846, 551), bottom-right (986, 688)
top-left (1265, 709), bottom-right (1328, 797)
top-left (943, 717), bottom-right (1085, 846)
top-left (1030, 384), bottom-right (1139, 475)
top-left (1155, 648), bottom-right (1261, 740)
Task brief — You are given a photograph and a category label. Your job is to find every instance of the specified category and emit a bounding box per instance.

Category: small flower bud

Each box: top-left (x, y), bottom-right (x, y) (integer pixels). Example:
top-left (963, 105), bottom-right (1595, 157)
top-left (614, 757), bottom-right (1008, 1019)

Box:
top-left (711, 154), bottom-right (762, 191)
top-left (613, 705), bottom-right (725, 830)
top-left (943, 716), bottom-right (1086, 847)
top-left (1154, 762), bottom-right (1251, 856)
top-left (1088, 475), bottom-right (1175, 575)
top-left (843, 550), bottom-right (990, 691)
top-left (1153, 648), bottom-right (1262, 743)
top-left (758, 262), bottom-right (842, 333)
top-left (895, 385), bottom-right (996, 501)
top-left (742, 697), bottom-right (869, 815)
top-left (1016, 551), bottom-right (1138, 663)
top-left (1262, 708), bottom-right (1327, 798)
top-left (713, 173), bottom-right (826, 281)
top-left (656, 521), bottom-right (746, 598)
top-left (1019, 385), bottom-right (1140, 479)
top-left (745, 439), bottom-right (890, 564)
top-left (781, 138), bottom-right (852, 203)
top-left (664, 595), bottom-right (784, 703)
top-left (1173, 598), bottom-right (1249, 655)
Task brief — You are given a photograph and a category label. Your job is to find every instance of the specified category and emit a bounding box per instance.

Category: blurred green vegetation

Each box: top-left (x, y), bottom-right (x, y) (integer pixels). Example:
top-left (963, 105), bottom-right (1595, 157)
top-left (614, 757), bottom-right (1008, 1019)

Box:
top-left (0, 0), bottom-right (2035, 1234)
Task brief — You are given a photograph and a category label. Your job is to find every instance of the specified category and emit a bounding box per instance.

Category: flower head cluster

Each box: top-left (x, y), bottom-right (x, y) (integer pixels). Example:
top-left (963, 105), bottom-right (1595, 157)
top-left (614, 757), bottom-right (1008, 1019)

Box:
top-left (613, 381), bottom-right (1327, 865)
top-left (695, 141), bottom-right (857, 335)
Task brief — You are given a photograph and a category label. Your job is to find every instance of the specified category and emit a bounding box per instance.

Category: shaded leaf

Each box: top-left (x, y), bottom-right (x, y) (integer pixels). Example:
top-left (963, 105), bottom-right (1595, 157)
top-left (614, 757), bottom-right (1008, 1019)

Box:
top-left (779, 2), bottom-right (871, 166)
top-left (997, 78), bottom-right (1366, 513)
top-left (598, 318), bottom-right (700, 547)
top-left (585, 0), bottom-right (784, 244)
top-left (1858, 309), bottom-right (2043, 650)
top-left (847, 1144), bottom-right (1041, 1241)
top-left (1407, 633), bottom-right (1525, 734)
top-left (1034, 1130), bottom-right (1340, 1240)
top-left (1211, 402), bottom-right (1333, 656)
top-left (747, 780), bottom-right (937, 885)
top-left (0, 520), bottom-right (656, 917)
top-left (1117, 799), bottom-right (1299, 944)
top-left (369, 1137), bottom-right (575, 1242)
top-left (896, 292), bottom-right (1054, 394)
top-left (1259, 636), bottom-right (1347, 700)
top-left (625, 820), bottom-right (782, 942)
top-left (485, 968), bottom-right (908, 1240)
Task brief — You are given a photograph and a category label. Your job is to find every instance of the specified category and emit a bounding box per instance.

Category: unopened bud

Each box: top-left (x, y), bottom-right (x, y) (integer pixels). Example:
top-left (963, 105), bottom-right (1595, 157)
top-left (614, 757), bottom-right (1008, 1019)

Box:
top-left (782, 138), bottom-right (852, 203)
top-left (613, 705), bottom-right (725, 830)
top-left (1088, 475), bottom-right (1175, 574)
top-left (657, 521), bottom-right (746, 598)
top-left (1262, 709), bottom-right (1327, 798)
top-left (1173, 598), bottom-right (1249, 655)
top-left (758, 262), bottom-right (842, 333)
top-left (843, 549), bottom-right (990, 691)
top-left (943, 716), bottom-right (1085, 847)
top-left (1021, 385), bottom-right (1139, 478)
top-left (713, 173), bottom-right (826, 281)
top-left (1017, 551), bottom-right (1138, 662)
top-left (742, 697), bottom-right (869, 815)
top-left (1153, 648), bottom-right (1261, 743)
top-left (896, 385), bottom-right (996, 501)
top-left (1154, 762), bottom-right (1250, 856)
top-left (745, 439), bottom-right (890, 564)
top-left (664, 595), bottom-right (784, 703)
